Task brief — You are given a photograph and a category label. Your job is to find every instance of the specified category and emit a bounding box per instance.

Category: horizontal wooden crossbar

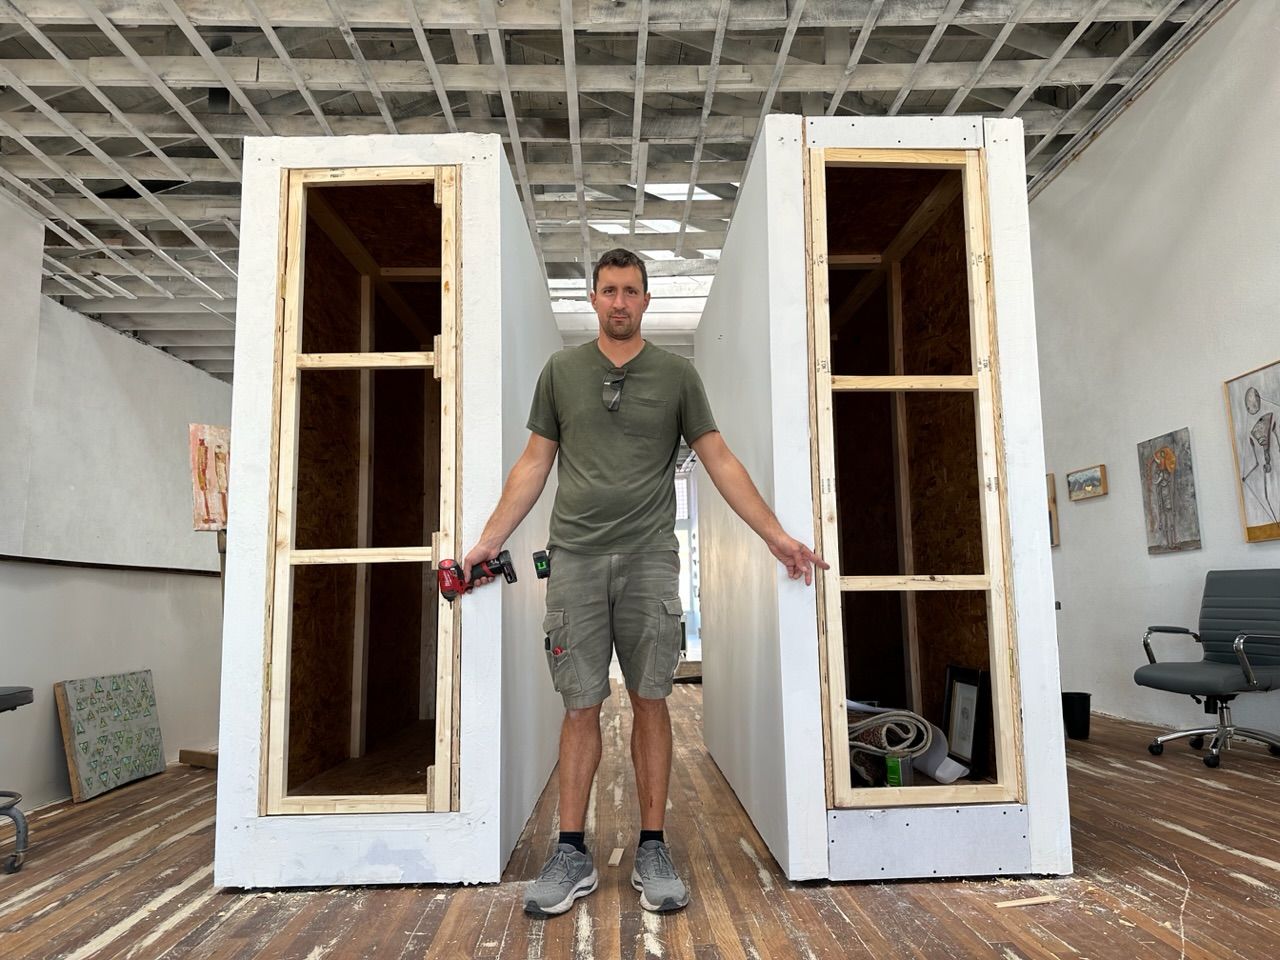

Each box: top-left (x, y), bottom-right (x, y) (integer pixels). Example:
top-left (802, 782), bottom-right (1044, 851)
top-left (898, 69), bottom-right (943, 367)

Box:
top-left (839, 575), bottom-right (991, 592)
top-left (830, 375), bottom-right (978, 391)
top-left (295, 352), bottom-right (435, 370)
top-left (822, 148), bottom-right (970, 169)
top-left (289, 547), bottom-right (436, 565)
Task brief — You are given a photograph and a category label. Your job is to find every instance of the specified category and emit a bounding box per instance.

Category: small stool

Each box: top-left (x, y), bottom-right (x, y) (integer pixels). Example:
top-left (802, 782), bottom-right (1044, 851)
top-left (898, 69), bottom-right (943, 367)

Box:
top-left (1, 685), bottom-right (34, 873)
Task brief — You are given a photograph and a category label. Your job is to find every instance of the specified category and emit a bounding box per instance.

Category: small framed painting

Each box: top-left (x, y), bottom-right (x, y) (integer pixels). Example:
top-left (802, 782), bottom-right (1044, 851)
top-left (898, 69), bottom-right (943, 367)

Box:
top-left (1067, 464), bottom-right (1108, 501)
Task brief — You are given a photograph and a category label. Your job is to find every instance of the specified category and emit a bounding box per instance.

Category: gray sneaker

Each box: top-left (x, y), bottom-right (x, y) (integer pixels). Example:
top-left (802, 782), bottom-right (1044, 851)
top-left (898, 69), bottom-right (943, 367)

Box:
top-left (524, 843), bottom-right (598, 918)
top-left (630, 840), bottom-right (689, 912)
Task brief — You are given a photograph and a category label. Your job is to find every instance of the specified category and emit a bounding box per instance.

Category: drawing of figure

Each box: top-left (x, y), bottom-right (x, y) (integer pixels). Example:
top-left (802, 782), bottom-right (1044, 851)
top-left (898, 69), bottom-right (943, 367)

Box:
top-left (1242, 386), bottom-right (1280, 523)
top-left (214, 445), bottom-right (230, 523)
top-left (196, 437), bottom-right (212, 524)
top-left (1147, 445), bottom-right (1178, 549)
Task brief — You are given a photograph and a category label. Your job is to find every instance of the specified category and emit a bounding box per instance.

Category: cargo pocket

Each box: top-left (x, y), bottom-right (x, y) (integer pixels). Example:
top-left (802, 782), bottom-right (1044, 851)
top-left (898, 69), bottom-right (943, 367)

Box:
top-left (646, 597), bottom-right (684, 689)
top-left (542, 609), bottom-right (583, 697)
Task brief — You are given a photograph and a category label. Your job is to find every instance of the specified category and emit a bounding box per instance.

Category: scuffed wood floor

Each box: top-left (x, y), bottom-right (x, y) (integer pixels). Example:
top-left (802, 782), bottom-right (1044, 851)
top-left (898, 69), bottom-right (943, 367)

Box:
top-left (3, 684), bottom-right (1280, 958)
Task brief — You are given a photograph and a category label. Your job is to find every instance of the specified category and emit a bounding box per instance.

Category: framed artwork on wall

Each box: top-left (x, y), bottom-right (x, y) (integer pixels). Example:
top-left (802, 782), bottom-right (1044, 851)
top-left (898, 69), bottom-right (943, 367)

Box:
top-left (1067, 464), bottom-right (1108, 501)
top-left (1137, 428), bottom-right (1202, 555)
top-left (1224, 360), bottom-right (1280, 543)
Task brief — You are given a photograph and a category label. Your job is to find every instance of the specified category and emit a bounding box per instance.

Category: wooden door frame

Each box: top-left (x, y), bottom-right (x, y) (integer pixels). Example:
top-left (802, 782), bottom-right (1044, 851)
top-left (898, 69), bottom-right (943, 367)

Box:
top-left (259, 165), bottom-right (462, 815)
top-left (805, 146), bottom-right (1025, 810)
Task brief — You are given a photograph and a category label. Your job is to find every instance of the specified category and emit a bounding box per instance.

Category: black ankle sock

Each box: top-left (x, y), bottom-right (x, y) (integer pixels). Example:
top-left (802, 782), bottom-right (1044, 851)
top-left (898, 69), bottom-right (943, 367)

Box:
top-left (639, 829), bottom-right (664, 847)
top-left (559, 831), bottom-right (587, 854)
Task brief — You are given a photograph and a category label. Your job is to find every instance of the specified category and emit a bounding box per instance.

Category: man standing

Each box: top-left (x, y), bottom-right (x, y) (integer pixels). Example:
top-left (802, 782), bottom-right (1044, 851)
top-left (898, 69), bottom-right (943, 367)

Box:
top-left (460, 249), bottom-right (825, 918)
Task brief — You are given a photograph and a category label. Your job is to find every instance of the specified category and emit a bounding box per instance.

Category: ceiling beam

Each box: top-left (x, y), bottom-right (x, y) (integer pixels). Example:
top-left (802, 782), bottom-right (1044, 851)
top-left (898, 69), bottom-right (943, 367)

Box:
top-left (74, 1), bottom-right (241, 177)
top-left (887, 0), bottom-right (964, 115)
top-left (0, 156), bottom-right (749, 185)
top-left (406, 0), bottom-right (456, 132)
top-left (244, 0), bottom-right (333, 134)
top-left (943, 0), bottom-right (1038, 115)
top-left (1025, 0), bottom-right (1183, 160)
top-left (0, 1), bottom-right (1210, 32)
top-left (324, 0), bottom-right (397, 132)
top-left (674, 0), bottom-right (729, 258)
top-left (0, 54), bottom-right (1153, 96)
top-left (1002, 0), bottom-right (1111, 116)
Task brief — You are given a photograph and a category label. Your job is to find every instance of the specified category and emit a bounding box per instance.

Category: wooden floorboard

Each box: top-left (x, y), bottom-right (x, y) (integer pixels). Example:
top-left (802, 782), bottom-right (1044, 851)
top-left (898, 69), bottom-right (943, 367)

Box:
top-left (3, 686), bottom-right (1280, 958)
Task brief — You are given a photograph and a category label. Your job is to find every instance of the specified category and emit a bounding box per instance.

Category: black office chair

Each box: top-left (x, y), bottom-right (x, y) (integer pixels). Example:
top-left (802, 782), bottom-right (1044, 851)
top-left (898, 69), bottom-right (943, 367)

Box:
top-left (1, 685), bottom-right (33, 872)
top-left (1134, 569), bottom-right (1280, 768)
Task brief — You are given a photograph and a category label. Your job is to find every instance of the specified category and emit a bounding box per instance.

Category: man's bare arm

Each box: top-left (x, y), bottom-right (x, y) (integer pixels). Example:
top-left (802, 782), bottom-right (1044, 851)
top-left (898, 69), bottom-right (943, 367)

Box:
top-left (461, 433), bottom-right (559, 585)
top-left (691, 431), bottom-right (828, 585)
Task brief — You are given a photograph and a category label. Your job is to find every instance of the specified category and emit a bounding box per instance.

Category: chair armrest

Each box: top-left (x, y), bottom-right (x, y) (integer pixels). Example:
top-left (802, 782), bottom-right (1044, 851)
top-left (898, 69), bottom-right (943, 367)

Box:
top-left (1142, 626), bottom-right (1201, 664)
top-left (1233, 633), bottom-right (1280, 688)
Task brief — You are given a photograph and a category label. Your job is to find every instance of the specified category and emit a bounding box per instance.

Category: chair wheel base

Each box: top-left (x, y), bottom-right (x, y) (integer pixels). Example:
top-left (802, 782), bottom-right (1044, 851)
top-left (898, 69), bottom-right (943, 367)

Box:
top-left (4, 852), bottom-right (22, 874)
top-left (1188, 736), bottom-right (1205, 750)
top-left (1203, 753), bottom-right (1221, 768)
top-left (1148, 741), bottom-right (1164, 756)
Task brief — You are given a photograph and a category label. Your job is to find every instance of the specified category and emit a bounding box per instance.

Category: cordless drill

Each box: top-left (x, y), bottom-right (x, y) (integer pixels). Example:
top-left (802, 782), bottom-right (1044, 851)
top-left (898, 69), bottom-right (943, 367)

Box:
top-left (436, 550), bottom-right (517, 602)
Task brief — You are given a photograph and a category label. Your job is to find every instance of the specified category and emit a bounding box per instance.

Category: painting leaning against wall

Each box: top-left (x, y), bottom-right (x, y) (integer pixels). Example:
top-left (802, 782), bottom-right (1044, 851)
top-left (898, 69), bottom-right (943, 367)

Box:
top-left (1224, 359), bottom-right (1280, 543)
top-left (1137, 428), bottom-right (1202, 555)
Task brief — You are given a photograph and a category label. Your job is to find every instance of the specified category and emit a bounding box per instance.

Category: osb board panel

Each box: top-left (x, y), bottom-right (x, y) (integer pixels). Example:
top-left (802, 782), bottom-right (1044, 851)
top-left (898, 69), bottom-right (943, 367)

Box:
top-left (288, 564), bottom-right (357, 790)
top-left (292, 720), bottom-right (432, 796)
top-left (53, 671), bottom-right (165, 802)
top-left (388, 281), bottom-right (443, 347)
top-left (832, 390), bottom-right (908, 708)
top-left (829, 273), bottom-right (891, 376)
top-left (824, 167), bottom-right (948, 257)
top-left (314, 183), bottom-right (442, 269)
top-left (364, 297), bottom-right (433, 748)
top-left (904, 392), bottom-right (984, 574)
top-left (294, 369), bottom-right (361, 550)
top-left (916, 589), bottom-right (996, 775)
top-left (900, 198), bottom-right (971, 376)
top-left (299, 217), bottom-right (362, 355)
top-left (840, 592), bottom-right (906, 709)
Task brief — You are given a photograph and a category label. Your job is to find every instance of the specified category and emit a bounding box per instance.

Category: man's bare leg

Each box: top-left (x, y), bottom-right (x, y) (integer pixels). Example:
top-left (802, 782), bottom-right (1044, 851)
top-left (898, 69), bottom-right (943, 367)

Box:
top-left (558, 704), bottom-right (603, 831)
top-left (628, 691), bottom-right (672, 830)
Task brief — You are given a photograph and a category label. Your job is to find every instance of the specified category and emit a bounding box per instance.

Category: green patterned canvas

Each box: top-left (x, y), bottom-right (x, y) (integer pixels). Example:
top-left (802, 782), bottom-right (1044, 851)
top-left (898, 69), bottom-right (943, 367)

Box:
top-left (55, 670), bottom-right (166, 802)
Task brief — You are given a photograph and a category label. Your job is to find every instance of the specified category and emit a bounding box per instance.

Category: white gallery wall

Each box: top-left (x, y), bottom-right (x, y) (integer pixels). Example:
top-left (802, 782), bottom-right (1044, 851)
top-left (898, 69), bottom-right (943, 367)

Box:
top-left (0, 191), bottom-right (231, 809)
top-left (1032, 0), bottom-right (1280, 735)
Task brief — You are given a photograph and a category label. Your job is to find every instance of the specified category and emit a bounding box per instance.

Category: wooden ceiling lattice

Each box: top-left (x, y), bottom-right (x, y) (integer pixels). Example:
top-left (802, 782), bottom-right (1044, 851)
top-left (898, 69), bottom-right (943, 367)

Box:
top-left (0, 0), bottom-right (1231, 381)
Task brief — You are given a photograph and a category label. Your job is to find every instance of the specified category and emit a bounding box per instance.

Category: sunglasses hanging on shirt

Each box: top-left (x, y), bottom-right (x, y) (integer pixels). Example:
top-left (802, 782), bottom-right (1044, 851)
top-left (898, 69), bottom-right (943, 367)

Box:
top-left (602, 368), bottom-right (626, 412)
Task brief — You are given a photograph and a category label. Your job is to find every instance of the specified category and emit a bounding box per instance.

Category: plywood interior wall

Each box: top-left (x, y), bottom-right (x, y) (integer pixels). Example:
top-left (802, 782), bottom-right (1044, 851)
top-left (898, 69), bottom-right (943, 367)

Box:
top-left (825, 166), bottom-right (993, 763)
top-left (287, 182), bottom-right (443, 795)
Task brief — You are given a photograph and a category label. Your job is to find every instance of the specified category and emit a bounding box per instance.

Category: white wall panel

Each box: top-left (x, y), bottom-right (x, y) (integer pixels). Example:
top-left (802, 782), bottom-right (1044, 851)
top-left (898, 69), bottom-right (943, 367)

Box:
top-left (1031, 0), bottom-right (1280, 740)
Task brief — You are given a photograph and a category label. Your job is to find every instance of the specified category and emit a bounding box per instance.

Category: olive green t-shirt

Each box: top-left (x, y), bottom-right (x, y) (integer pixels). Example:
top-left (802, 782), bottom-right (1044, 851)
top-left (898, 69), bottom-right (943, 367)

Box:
top-left (527, 340), bottom-right (718, 554)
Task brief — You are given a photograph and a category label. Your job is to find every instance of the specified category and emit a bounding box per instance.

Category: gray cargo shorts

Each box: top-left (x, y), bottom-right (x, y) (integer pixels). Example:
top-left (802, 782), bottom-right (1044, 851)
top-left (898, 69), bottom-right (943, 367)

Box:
top-left (542, 548), bottom-right (683, 709)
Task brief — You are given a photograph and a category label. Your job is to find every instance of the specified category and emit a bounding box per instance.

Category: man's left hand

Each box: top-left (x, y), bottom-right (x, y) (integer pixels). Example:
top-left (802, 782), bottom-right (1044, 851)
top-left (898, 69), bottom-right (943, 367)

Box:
top-left (768, 535), bottom-right (829, 585)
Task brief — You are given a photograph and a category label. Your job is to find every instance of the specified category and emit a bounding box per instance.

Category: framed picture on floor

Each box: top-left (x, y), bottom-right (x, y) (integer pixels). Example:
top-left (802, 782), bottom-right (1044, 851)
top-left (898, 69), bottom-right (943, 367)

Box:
top-left (943, 665), bottom-right (991, 780)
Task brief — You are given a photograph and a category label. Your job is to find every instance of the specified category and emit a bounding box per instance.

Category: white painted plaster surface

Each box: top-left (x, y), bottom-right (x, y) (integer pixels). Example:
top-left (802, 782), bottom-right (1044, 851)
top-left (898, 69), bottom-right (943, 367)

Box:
top-left (1031, 0), bottom-right (1280, 740)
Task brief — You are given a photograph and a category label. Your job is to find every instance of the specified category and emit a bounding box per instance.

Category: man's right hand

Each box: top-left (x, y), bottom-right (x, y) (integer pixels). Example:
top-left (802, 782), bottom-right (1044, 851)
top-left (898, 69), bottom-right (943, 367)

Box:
top-left (459, 541), bottom-right (503, 587)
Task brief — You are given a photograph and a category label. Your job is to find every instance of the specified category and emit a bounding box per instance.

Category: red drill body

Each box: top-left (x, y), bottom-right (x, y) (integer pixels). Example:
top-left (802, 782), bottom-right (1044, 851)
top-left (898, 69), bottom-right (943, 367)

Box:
top-left (437, 550), bottom-right (517, 602)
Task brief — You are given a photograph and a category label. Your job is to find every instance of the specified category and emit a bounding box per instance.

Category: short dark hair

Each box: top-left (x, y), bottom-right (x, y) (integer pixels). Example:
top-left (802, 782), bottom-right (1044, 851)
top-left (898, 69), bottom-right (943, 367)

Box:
top-left (592, 248), bottom-right (648, 293)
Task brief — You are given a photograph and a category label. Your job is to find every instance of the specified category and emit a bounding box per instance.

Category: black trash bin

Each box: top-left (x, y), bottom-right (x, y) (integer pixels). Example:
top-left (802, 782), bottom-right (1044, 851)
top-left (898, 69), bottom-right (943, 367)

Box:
top-left (1061, 692), bottom-right (1091, 740)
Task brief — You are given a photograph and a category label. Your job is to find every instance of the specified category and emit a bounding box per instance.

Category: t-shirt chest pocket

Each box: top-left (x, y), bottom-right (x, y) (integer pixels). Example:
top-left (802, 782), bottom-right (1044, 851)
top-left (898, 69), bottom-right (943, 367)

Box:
top-left (622, 395), bottom-right (668, 439)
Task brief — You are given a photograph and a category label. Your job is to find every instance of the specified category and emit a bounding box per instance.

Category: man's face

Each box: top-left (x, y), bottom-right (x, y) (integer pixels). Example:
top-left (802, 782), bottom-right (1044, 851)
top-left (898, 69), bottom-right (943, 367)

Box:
top-left (590, 264), bottom-right (650, 342)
